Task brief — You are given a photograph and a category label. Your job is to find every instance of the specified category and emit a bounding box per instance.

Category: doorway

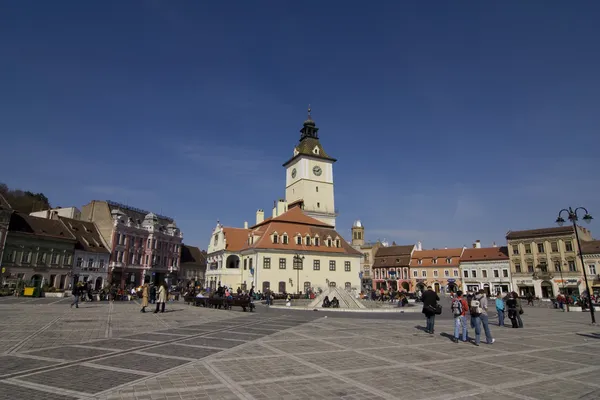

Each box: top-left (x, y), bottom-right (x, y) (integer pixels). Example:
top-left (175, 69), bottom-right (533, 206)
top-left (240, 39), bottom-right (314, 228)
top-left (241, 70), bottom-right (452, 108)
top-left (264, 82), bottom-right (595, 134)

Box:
top-left (278, 281), bottom-right (286, 293)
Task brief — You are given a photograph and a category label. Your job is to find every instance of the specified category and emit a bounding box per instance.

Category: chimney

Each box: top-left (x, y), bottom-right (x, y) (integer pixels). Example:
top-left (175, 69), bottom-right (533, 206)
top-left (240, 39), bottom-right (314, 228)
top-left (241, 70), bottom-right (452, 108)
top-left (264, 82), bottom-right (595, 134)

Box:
top-left (244, 221), bottom-right (248, 229)
top-left (256, 209), bottom-right (264, 225)
top-left (492, 241), bottom-right (497, 248)
top-left (277, 199), bottom-right (287, 216)
top-left (473, 240), bottom-right (481, 249)
top-left (416, 241), bottom-right (422, 251)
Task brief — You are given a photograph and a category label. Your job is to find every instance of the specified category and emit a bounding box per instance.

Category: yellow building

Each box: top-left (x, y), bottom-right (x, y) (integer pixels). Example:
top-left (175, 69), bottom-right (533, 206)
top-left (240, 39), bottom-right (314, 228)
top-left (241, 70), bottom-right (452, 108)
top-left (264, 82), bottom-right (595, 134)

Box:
top-left (350, 220), bottom-right (382, 291)
top-left (506, 226), bottom-right (593, 297)
top-left (205, 108), bottom-right (362, 294)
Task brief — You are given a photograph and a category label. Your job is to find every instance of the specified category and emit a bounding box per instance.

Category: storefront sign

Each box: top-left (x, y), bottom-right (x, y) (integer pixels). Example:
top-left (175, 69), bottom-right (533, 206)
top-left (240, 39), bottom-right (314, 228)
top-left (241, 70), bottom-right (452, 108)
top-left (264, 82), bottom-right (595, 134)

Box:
top-left (517, 279), bottom-right (533, 284)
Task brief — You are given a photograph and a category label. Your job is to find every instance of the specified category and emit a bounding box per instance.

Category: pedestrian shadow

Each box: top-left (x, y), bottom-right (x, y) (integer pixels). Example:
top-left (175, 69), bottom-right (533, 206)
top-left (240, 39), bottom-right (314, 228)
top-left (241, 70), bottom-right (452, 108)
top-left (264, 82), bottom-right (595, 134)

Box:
top-left (439, 332), bottom-right (456, 342)
top-left (576, 332), bottom-right (600, 340)
top-left (414, 325), bottom-right (429, 333)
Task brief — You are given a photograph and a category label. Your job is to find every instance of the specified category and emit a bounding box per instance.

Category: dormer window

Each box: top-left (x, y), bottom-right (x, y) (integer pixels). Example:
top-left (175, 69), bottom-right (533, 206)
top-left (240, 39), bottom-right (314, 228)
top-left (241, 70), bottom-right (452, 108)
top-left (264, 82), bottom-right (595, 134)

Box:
top-left (296, 235), bottom-right (302, 245)
top-left (314, 236), bottom-right (320, 246)
top-left (327, 238), bottom-right (332, 247)
top-left (313, 146), bottom-right (320, 155)
top-left (305, 236), bottom-right (311, 246)
top-left (446, 257), bottom-right (452, 264)
top-left (418, 259), bottom-right (422, 265)
top-left (396, 259), bottom-right (400, 263)
top-left (273, 233), bottom-right (279, 244)
top-left (282, 234), bottom-right (289, 245)
top-left (432, 258), bottom-right (437, 264)
top-left (335, 238), bottom-right (341, 248)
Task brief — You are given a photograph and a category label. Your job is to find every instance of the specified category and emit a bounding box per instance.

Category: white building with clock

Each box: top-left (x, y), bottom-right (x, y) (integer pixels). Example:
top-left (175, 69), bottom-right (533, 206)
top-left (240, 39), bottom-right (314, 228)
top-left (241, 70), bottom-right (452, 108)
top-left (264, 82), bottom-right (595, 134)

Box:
top-left (204, 108), bottom-right (362, 293)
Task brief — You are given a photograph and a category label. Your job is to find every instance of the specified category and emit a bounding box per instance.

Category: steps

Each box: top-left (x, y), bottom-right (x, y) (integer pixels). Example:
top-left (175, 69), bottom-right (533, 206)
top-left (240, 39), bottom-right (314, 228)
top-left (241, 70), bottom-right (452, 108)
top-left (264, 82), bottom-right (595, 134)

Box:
top-left (308, 287), bottom-right (366, 309)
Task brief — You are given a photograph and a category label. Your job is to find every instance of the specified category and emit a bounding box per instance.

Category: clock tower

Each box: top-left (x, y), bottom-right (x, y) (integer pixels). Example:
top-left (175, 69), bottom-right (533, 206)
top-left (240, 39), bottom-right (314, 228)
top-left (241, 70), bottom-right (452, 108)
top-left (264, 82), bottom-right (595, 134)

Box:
top-left (283, 107), bottom-right (337, 227)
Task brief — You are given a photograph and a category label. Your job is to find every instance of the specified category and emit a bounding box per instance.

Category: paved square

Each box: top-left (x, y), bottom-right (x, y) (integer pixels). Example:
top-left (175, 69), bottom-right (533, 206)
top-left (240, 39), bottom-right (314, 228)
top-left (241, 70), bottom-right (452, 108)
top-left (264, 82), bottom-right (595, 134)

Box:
top-left (0, 296), bottom-right (599, 399)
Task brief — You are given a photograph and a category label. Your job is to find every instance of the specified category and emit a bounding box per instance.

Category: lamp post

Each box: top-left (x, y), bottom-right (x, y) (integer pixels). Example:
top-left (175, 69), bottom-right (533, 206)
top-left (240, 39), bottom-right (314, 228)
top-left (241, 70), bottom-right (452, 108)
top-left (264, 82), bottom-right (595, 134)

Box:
top-left (293, 254), bottom-right (305, 295)
top-left (556, 207), bottom-right (595, 324)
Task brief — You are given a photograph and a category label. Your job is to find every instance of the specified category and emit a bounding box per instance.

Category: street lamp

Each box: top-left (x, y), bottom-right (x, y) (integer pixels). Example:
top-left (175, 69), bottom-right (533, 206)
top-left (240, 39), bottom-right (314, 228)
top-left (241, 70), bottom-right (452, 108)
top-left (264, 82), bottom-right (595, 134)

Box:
top-left (556, 207), bottom-right (595, 324)
top-left (293, 254), bottom-right (305, 295)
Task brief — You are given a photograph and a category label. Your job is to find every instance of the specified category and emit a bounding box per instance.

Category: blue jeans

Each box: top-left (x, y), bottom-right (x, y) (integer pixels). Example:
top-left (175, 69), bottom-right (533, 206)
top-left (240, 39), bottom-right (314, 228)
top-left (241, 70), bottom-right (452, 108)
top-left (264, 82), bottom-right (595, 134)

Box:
top-left (472, 314), bottom-right (493, 344)
top-left (454, 315), bottom-right (467, 341)
top-left (426, 314), bottom-right (435, 332)
top-left (497, 309), bottom-right (505, 326)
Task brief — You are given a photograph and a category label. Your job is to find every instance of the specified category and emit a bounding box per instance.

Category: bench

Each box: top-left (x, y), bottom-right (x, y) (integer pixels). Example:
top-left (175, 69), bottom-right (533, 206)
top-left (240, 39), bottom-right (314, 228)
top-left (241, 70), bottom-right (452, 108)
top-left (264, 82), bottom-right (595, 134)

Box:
top-left (208, 296), bottom-right (255, 312)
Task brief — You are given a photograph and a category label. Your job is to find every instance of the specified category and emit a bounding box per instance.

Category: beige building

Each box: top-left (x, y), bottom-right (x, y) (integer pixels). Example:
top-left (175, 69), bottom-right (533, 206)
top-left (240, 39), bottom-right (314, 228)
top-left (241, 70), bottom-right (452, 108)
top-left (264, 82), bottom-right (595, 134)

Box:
top-left (581, 240), bottom-right (600, 296)
top-left (206, 207), bottom-right (362, 293)
top-left (350, 220), bottom-right (382, 291)
top-left (205, 109), bottom-right (362, 293)
top-left (506, 226), bottom-right (593, 298)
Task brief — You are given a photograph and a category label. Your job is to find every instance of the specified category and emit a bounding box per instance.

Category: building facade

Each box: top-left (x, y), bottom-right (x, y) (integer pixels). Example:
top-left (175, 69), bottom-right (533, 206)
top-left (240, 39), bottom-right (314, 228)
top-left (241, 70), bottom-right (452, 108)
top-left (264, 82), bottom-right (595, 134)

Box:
top-left (81, 200), bottom-right (183, 288)
top-left (59, 216), bottom-right (110, 290)
top-left (3, 213), bottom-right (76, 288)
top-left (350, 220), bottom-right (382, 292)
top-left (580, 240), bottom-right (600, 296)
top-left (460, 241), bottom-right (511, 295)
top-left (205, 110), bottom-right (362, 293)
top-left (206, 207), bottom-right (362, 293)
top-left (372, 244), bottom-right (414, 291)
top-left (0, 194), bottom-right (12, 276)
top-left (410, 247), bottom-right (464, 294)
top-left (506, 226), bottom-right (593, 298)
top-left (179, 245), bottom-right (207, 287)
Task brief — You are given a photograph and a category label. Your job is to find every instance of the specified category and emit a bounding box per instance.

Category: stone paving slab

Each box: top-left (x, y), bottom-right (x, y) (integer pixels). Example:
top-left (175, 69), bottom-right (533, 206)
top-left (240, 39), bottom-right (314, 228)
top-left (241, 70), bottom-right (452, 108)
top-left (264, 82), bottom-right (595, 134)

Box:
top-left (140, 343), bottom-right (222, 359)
top-left (0, 381), bottom-right (78, 400)
top-left (16, 365), bottom-right (142, 394)
top-left (0, 355), bottom-right (59, 376)
top-left (179, 337), bottom-right (246, 349)
top-left (241, 375), bottom-right (388, 400)
top-left (91, 353), bottom-right (190, 373)
top-left (83, 339), bottom-right (152, 350)
top-left (1, 299), bottom-right (599, 399)
top-left (23, 345), bottom-right (115, 361)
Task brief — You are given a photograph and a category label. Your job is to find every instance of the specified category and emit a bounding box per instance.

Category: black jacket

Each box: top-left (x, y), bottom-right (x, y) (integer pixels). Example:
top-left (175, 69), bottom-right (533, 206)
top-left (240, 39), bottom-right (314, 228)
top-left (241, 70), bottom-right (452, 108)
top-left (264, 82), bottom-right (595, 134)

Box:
top-left (422, 290), bottom-right (439, 307)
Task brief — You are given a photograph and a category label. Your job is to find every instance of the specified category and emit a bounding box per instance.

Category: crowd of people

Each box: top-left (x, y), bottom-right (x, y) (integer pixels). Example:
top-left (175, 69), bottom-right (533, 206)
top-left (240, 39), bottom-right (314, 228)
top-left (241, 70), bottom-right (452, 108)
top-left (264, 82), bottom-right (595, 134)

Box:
top-left (421, 286), bottom-right (530, 346)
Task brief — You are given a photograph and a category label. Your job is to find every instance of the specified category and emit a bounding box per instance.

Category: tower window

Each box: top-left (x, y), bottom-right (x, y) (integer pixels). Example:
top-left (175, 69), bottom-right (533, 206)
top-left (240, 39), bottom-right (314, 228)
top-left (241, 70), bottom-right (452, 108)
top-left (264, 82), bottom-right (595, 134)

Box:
top-left (316, 186), bottom-right (318, 192)
top-left (317, 202), bottom-right (320, 208)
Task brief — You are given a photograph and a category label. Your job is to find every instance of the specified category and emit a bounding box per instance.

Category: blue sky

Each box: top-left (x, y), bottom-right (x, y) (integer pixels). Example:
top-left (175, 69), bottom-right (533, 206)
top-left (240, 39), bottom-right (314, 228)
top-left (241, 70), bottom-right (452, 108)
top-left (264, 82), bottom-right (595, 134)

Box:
top-left (1, 1), bottom-right (599, 249)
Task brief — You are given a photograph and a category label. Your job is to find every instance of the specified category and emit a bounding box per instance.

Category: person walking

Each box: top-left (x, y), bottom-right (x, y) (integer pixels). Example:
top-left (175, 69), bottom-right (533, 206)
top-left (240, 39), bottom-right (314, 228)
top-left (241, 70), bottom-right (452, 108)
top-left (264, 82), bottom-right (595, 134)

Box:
top-left (140, 282), bottom-right (149, 313)
top-left (470, 289), bottom-right (494, 345)
top-left (71, 283), bottom-right (80, 308)
top-left (154, 282), bottom-right (167, 313)
top-left (421, 286), bottom-right (439, 335)
top-left (451, 290), bottom-right (469, 343)
top-left (513, 291), bottom-right (524, 328)
top-left (495, 292), bottom-right (505, 326)
top-left (506, 292), bottom-right (519, 328)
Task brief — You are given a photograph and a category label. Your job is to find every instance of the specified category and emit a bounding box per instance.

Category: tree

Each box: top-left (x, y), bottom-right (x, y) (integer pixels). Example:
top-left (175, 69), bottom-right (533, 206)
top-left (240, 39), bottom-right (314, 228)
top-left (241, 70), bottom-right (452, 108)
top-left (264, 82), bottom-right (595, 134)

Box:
top-left (0, 182), bottom-right (51, 213)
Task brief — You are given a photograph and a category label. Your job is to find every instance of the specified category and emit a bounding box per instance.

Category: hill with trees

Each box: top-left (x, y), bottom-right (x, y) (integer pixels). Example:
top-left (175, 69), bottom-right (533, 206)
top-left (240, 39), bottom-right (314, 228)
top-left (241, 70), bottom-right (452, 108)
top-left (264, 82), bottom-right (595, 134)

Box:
top-left (0, 182), bottom-right (51, 213)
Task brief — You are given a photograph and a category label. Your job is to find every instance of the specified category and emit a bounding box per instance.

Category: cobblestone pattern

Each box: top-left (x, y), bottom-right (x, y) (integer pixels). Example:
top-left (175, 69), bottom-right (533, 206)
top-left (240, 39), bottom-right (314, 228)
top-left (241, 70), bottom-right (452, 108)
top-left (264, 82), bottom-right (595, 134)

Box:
top-left (0, 297), bottom-right (598, 399)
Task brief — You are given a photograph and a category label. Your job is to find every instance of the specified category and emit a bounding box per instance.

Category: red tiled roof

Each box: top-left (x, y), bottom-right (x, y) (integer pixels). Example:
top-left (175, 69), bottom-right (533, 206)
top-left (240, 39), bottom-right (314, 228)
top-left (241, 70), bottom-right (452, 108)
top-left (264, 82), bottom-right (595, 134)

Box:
top-left (216, 208), bottom-right (359, 256)
top-left (460, 247), bottom-right (508, 262)
top-left (222, 227), bottom-right (251, 252)
top-left (410, 248), bottom-right (464, 267)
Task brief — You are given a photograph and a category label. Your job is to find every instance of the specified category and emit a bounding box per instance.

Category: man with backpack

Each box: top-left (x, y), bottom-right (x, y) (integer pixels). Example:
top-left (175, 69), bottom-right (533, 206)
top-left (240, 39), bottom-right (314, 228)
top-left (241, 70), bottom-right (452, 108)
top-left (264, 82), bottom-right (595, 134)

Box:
top-left (451, 291), bottom-right (469, 343)
top-left (470, 289), bottom-right (495, 346)
top-left (421, 286), bottom-right (439, 334)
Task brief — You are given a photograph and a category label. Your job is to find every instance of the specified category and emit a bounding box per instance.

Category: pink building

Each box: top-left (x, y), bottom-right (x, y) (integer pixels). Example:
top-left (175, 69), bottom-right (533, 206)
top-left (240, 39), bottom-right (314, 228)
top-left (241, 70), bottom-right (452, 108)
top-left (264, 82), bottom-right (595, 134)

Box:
top-left (81, 200), bottom-right (183, 288)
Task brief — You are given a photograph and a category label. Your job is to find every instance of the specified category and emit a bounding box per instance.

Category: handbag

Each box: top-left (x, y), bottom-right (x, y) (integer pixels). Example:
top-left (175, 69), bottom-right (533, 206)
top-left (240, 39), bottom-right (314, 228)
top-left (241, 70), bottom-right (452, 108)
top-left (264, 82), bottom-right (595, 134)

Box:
top-left (434, 304), bottom-right (443, 315)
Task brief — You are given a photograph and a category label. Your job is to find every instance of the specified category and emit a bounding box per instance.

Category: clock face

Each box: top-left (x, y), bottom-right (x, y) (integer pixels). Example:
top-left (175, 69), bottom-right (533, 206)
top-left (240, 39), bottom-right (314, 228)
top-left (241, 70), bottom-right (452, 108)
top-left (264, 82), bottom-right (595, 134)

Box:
top-left (291, 168), bottom-right (297, 179)
top-left (313, 166), bottom-right (322, 176)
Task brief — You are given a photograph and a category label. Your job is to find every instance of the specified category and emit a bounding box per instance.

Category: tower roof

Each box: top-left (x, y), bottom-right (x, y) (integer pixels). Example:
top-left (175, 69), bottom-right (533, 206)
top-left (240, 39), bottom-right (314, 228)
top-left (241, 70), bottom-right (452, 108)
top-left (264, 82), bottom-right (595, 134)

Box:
top-left (283, 106), bottom-right (337, 167)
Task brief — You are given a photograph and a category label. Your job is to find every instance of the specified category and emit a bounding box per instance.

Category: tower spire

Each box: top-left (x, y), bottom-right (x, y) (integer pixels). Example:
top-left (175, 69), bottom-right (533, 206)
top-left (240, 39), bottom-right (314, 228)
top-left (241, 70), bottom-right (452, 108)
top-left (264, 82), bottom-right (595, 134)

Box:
top-left (300, 105), bottom-right (318, 140)
top-left (307, 104), bottom-right (312, 120)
